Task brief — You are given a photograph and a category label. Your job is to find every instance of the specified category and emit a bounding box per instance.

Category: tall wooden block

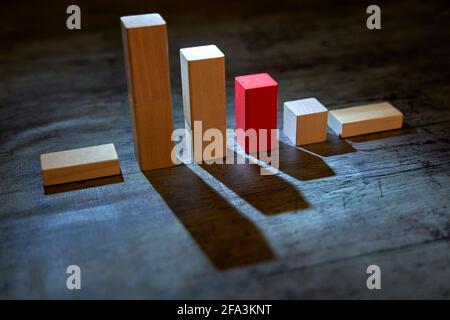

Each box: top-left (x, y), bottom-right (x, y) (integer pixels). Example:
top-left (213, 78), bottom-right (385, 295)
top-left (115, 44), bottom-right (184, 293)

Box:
top-left (121, 13), bottom-right (175, 171)
top-left (40, 143), bottom-right (120, 186)
top-left (235, 73), bottom-right (278, 153)
top-left (180, 45), bottom-right (226, 162)
top-left (283, 98), bottom-right (328, 146)
top-left (328, 102), bottom-right (403, 138)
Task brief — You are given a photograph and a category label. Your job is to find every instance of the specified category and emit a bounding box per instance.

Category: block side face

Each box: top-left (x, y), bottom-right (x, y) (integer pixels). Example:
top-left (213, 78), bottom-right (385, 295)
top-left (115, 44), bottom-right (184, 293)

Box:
top-left (126, 24), bottom-right (172, 104)
top-left (235, 73), bottom-right (278, 90)
top-left (296, 111), bottom-right (328, 145)
top-left (235, 79), bottom-right (246, 132)
top-left (340, 115), bottom-right (403, 138)
top-left (120, 13), bottom-right (165, 28)
top-left (185, 121), bottom-right (227, 163)
top-left (327, 111), bottom-right (343, 136)
top-left (180, 45), bottom-right (224, 61)
top-left (180, 51), bottom-right (192, 127)
top-left (283, 105), bottom-right (297, 145)
top-left (245, 85), bottom-right (278, 130)
top-left (134, 100), bottom-right (175, 170)
top-left (236, 84), bottom-right (278, 153)
top-left (187, 57), bottom-right (226, 129)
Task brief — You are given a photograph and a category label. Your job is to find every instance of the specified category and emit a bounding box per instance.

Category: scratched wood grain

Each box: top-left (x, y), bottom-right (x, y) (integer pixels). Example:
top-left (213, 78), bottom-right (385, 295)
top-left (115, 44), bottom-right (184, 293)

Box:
top-left (0, 0), bottom-right (449, 299)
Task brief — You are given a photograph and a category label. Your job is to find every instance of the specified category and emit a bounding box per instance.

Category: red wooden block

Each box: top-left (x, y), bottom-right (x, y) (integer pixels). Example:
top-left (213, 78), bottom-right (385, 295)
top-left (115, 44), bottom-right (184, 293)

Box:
top-left (235, 73), bottom-right (278, 153)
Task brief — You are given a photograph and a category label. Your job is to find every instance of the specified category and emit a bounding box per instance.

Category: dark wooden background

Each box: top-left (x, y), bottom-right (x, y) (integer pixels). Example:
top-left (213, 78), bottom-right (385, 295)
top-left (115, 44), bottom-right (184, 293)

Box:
top-left (1, 0), bottom-right (449, 299)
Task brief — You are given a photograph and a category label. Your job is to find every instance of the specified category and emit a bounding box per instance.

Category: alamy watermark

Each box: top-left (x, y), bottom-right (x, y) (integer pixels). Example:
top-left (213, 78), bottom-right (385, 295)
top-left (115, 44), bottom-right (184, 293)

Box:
top-left (66, 5), bottom-right (81, 30)
top-left (66, 265), bottom-right (81, 290)
top-left (366, 5), bottom-right (381, 30)
top-left (366, 264), bottom-right (381, 290)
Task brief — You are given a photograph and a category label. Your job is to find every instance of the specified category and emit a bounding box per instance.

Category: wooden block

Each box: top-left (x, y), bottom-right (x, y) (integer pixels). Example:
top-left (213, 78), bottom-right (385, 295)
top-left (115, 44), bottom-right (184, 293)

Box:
top-left (180, 45), bottom-right (226, 161)
top-left (40, 143), bottom-right (120, 186)
top-left (184, 120), bottom-right (227, 163)
top-left (328, 102), bottom-right (403, 138)
top-left (121, 13), bottom-right (175, 171)
top-left (235, 73), bottom-right (278, 153)
top-left (283, 98), bottom-right (328, 146)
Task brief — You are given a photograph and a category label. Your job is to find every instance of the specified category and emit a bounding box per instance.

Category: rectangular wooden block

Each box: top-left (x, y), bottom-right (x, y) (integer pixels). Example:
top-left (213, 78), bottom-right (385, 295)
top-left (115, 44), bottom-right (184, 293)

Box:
top-left (235, 73), bottom-right (278, 153)
top-left (121, 13), bottom-right (175, 171)
top-left (40, 143), bottom-right (120, 186)
top-left (283, 98), bottom-right (328, 146)
top-left (328, 102), bottom-right (403, 138)
top-left (180, 44), bottom-right (226, 161)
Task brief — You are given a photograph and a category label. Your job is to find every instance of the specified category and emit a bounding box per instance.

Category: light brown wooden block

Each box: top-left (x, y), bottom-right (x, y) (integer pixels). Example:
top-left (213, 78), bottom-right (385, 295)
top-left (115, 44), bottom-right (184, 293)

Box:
top-left (180, 45), bottom-right (226, 161)
top-left (40, 143), bottom-right (120, 186)
top-left (184, 120), bottom-right (227, 163)
top-left (121, 13), bottom-right (175, 171)
top-left (328, 102), bottom-right (403, 138)
top-left (283, 98), bottom-right (328, 146)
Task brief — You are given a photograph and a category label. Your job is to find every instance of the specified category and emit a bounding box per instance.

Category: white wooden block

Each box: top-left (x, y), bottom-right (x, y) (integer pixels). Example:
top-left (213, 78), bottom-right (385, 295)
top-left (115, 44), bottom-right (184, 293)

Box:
top-left (283, 98), bottom-right (328, 146)
top-left (328, 102), bottom-right (403, 138)
top-left (40, 143), bottom-right (120, 186)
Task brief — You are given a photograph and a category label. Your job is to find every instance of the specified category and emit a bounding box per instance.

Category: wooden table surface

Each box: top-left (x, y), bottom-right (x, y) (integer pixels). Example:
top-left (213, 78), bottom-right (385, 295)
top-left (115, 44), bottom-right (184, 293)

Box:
top-left (1, 0), bottom-right (449, 299)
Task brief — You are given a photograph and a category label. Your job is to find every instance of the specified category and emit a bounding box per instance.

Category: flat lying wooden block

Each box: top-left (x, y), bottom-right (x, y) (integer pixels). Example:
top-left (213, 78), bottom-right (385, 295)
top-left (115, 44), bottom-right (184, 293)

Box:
top-left (235, 73), bottom-right (278, 153)
top-left (283, 98), bottom-right (328, 146)
top-left (328, 102), bottom-right (403, 138)
top-left (121, 13), bottom-right (175, 171)
top-left (40, 143), bottom-right (120, 186)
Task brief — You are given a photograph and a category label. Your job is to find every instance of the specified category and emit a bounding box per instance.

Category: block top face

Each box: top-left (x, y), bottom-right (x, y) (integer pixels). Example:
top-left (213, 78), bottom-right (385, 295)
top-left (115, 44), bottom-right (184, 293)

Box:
top-left (180, 45), bottom-right (224, 61)
top-left (284, 98), bottom-right (327, 116)
top-left (330, 102), bottom-right (402, 124)
top-left (235, 73), bottom-right (278, 90)
top-left (120, 13), bottom-right (166, 28)
top-left (40, 143), bottom-right (118, 171)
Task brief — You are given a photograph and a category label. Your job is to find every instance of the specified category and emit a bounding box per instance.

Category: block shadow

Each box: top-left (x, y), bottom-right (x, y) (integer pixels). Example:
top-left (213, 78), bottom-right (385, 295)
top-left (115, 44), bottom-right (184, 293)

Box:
top-left (300, 132), bottom-right (356, 157)
top-left (43, 173), bottom-right (124, 195)
top-left (277, 142), bottom-right (335, 181)
top-left (200, 151), bottom-right (309, 216)
top-left (144, 165), bottom-right (275, 270)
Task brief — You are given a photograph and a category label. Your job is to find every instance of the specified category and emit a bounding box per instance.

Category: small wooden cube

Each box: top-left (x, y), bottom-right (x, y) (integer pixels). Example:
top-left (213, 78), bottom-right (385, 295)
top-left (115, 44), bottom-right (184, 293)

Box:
top-left (283, 98), bottom-right (328, 146)
top-left (40, 143), bottom-right (120, 186)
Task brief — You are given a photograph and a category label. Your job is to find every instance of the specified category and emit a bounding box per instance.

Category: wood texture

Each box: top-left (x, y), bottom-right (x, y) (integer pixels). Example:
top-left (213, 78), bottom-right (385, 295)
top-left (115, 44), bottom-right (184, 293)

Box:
top-left (121, 13), bottom-right (175, 171)
top-left (235, 73), bottom-right (278, 152)
top-left (40, 144), bottom-right (120, 186)
top-left (328, 102), bottom-right (403, 138)
top-left (1, 0), bottom-right (449, 299)
top-left (284, 98), bottom-right (328, 145)
top-left (180, 45), bottom-right (226, 161)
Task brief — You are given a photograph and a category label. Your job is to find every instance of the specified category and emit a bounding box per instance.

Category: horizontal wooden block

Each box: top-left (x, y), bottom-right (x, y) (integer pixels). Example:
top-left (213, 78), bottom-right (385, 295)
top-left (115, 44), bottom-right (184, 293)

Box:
top-left (40, 143), bottom-right (120, 186)
top-left (328, 102), bottom-right (403, 138)
top-left (235, 73), bottom-right (278, 153)
top-left (121, 13), bottom-right (175, 171)
top-left (283, 98), bottom-right (328, 146)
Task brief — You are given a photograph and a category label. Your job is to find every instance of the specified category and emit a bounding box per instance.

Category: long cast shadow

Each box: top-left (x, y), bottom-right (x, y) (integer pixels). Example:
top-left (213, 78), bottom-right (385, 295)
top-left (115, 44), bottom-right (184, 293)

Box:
top-left (300, 132), bottom-right (356, 157)
top-left (200, 151), bottom-right (309, 216)
top-left (144, 165), bottom-right (275, 270)
top-left (277, 141), bottom-right (335, 181)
